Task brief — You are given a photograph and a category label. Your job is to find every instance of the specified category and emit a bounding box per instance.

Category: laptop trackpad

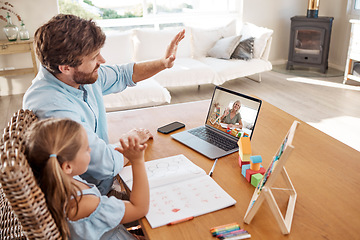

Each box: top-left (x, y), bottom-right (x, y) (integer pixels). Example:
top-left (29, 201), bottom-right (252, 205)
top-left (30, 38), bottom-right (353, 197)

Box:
top-left (172, 132), bottom-right (225, 159)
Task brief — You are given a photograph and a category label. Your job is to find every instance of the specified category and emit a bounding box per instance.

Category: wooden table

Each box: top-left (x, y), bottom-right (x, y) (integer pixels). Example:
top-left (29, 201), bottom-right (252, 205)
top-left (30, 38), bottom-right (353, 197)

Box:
top-left (0, 39), bottom-right (38, 77)
top-left (107, 100), bottom-right (360, 240)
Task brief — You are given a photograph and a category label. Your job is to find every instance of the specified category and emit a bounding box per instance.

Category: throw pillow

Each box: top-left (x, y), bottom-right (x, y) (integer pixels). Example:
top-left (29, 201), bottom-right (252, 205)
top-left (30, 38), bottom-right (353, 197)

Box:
top-left (239, 22), bottom-right (273, 59)
top-left (231, 37), bottom-right (255, 60)
top-left (133, 27), bottom-right (191, 61)
top-left (207, 35), bottom-right (242, 59)
top-left (190, 20), bottom-right (237, 58)
top-left (102, 31), bottom-right (133, 64)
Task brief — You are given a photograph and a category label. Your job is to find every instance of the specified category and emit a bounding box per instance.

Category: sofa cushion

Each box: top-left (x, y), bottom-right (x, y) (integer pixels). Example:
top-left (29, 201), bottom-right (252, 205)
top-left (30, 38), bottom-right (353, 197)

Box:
top-left (152, 58), bottom-right (220, 87)
top-left (231, 37), bottom-right (255, 61)
top-left (103, 78), bottom-right (171, 112)
top-left (239, 22), bottom-right (273, 59)
top-left (207, 35), bottom-right (242, 60)
top-left (132, 28), bottom-right (191, 61)
top-left (102, 31), bottom-right (134, 65)
top-left (199, 57), bottom-right (272, 85)
top-left (190, 20), bottom-right (237, 59)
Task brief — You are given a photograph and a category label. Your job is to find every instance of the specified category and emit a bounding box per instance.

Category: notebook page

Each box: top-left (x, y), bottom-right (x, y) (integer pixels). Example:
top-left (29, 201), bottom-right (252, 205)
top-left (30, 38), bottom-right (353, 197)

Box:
top-left (119, 154), bottom-right (206, 191)
top-left (146, 174), bottom-right (237, 228)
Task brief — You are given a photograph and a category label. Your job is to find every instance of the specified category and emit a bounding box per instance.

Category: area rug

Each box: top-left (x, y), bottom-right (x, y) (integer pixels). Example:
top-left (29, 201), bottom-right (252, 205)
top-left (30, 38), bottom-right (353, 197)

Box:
top-left (272, 64), bottom-right (344, 78)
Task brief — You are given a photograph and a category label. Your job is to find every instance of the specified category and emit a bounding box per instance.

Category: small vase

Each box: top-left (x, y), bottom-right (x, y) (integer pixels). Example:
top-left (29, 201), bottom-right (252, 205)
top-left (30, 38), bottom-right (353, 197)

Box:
top-left (3, 12), bottom-right (18, 41)
top-left (19, 21), bottom-right (30, 40)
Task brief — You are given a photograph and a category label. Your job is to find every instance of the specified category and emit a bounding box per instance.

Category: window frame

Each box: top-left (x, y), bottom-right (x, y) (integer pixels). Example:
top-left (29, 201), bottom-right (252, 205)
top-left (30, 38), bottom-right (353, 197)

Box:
top-left (58, 0), bottom-right (241, 32)
top-left (348, 0), bottom-right (360, 17)
top-left (95, 11), bottom-right (239, 31)
top-left (93, 0), bottom-right (241, 31)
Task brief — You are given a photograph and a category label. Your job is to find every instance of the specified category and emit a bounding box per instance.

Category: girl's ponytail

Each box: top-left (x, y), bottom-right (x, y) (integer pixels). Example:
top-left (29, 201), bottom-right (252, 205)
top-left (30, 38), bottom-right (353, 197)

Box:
top-left (44, 156), bottom-right (79, 239)
top-left (24, 119), bottom-right (83, 240)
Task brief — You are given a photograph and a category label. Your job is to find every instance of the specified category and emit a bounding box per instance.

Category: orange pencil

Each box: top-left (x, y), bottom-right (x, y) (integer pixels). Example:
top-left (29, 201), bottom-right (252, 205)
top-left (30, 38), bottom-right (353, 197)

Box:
top-left (167, 216), bottom-right (194, 226)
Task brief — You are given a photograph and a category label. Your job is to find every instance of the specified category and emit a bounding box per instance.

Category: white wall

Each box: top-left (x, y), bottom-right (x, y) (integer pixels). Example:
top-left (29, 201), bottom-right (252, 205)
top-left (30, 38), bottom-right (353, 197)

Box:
top-left (243, 0), bottom-right (351, 70)
top-left (0, 0), bottom-right (58, 96)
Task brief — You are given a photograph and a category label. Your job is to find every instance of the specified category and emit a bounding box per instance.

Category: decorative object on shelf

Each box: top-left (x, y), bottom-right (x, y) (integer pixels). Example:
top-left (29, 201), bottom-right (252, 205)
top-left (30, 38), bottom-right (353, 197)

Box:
top-left (1, 2), bottom-right (24, 41)
top-left (3, 12), bottom-right (18, 41)
top-left (19, 20), bottom-right (29, 40)
top-left (0, 2), bottom-right (22, 21)
top-left (307, 0), bottom-right (320, 18)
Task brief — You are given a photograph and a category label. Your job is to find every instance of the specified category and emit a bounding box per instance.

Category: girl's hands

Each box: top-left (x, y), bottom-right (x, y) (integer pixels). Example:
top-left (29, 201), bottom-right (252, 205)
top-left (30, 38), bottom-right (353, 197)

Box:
top-left (115, 135), bottom-right (147, 164)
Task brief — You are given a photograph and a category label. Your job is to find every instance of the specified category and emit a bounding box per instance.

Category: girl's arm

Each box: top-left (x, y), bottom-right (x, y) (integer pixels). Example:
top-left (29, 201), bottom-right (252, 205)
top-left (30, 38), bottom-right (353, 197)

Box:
top-left (116, 136), bottom-right (150, 223)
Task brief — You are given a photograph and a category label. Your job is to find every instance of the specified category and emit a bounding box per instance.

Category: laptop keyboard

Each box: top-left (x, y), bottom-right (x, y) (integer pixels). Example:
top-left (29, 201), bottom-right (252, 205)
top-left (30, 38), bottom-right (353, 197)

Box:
top-left (189, 127), bottom-right (238, 151)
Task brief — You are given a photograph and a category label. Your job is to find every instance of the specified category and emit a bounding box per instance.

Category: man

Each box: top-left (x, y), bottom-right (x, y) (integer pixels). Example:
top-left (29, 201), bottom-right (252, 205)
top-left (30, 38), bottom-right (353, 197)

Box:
top-left (23, 14), bottom-right (185, 194)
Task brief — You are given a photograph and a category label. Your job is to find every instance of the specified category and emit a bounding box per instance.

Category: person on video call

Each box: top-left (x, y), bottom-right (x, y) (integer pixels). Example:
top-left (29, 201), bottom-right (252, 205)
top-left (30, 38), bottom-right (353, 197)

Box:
top-left (23, 14), bottom-right (185, 195)
top-left (220, 100), bottom-right (243, 129)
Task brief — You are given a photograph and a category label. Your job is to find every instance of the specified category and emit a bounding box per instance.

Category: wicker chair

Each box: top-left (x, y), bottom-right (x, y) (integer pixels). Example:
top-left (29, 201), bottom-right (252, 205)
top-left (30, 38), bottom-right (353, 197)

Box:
top-left (0, 109), bottom-right (62, 240)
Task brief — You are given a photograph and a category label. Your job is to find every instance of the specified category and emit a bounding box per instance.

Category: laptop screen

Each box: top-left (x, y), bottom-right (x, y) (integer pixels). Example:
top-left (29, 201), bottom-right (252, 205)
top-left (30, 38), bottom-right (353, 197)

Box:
top-left (205, 86), bottom-right (262, 140)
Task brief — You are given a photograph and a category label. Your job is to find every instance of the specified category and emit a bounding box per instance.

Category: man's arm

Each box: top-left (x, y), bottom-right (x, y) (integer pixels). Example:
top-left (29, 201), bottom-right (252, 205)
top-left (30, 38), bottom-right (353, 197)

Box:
top-left (132, 29), bottom-right (185, 83)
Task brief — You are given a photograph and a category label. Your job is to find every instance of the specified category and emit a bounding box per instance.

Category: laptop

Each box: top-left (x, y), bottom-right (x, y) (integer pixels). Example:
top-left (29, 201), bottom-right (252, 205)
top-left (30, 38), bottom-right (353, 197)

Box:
top-left (171, 86), bottom-right (262, 159)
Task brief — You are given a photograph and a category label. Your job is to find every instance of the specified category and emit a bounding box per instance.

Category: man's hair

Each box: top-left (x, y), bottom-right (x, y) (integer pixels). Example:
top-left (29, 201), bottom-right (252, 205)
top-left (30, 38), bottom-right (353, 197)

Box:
top-left (24, 118), bottom-right (84, 239)
top-left (34, 14), bottom-right (106, 74)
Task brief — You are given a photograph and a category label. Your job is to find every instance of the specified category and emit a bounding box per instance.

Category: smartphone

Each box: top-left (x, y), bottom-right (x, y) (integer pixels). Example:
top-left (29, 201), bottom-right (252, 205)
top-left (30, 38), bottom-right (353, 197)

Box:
top-left (157, 121), bottom-right (185, 134)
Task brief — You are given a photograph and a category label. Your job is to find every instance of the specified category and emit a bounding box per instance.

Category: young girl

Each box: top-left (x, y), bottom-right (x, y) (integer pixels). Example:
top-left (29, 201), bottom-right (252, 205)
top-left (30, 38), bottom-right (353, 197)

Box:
top-left (24, 118), bottom-right (149, 240)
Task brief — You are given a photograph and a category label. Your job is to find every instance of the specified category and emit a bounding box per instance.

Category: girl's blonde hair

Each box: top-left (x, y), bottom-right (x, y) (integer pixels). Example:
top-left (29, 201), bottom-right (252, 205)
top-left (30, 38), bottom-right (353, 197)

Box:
top-left (24, 118), bottom-right (84, 240)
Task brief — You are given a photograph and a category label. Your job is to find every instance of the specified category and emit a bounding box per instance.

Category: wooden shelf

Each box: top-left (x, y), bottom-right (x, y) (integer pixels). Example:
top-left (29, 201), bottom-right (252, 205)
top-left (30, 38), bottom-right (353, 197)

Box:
top-left (0, 68), bottom-right (34, 77)
top-left (0, 39), bottom-right (38, 77)
top-left (346, 73), bottom-right (360, 82)
top-left (344, 19), bottom-right (360, 84)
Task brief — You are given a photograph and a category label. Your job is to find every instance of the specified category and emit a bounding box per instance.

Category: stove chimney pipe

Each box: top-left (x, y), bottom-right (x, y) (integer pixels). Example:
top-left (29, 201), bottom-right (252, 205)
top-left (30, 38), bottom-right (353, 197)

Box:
top-left (307, 0), bottom-right (319, 18)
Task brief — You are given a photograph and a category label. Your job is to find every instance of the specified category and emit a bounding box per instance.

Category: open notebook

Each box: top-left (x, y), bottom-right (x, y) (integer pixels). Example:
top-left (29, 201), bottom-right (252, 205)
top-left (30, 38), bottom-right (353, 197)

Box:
top-left (119, 154), bottom-right (236, 228)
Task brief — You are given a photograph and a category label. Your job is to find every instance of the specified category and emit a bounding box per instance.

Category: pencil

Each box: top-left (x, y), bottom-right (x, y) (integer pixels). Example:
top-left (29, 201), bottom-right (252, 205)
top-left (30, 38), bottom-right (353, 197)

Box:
top-left (167, 216), bottom-right (194, 225)
top-left (209, 158), bottom-right (218, 177)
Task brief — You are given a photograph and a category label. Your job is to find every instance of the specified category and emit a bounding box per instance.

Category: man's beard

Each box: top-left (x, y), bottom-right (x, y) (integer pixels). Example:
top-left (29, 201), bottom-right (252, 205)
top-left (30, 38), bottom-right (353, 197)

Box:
top-left (73, 64), bottom-right (100, 85)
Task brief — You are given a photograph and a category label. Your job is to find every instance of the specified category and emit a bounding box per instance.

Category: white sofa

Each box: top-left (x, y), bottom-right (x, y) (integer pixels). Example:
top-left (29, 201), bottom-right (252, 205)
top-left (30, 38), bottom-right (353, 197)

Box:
top-left (101, 21), bottom-right (273, 112)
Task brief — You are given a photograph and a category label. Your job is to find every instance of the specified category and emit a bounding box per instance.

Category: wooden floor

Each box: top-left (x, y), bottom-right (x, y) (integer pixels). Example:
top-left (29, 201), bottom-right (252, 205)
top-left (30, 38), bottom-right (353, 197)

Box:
top-left (1, 70), bottom-right (359, 151)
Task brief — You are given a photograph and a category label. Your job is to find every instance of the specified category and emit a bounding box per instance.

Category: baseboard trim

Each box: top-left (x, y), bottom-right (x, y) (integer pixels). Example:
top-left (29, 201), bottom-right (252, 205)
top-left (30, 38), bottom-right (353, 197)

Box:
top-left (270, 59), bottom-right (344, 72)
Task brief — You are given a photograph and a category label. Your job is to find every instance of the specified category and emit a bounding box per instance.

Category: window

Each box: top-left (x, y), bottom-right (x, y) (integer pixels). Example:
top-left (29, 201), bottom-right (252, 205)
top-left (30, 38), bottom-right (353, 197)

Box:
top-left (59, 0), bottom-right (240, 32)
top-left (356, 0), bottom-right (360, 9)
top-left (348, 0), bottom-right (360, 16)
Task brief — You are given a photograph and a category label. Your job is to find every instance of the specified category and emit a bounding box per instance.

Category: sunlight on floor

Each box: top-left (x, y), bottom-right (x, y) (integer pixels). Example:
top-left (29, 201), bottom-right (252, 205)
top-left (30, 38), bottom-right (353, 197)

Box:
top-left (307, 115), bottom-right (360, 152)
top-left (286, 77), bottom-right (360, 91)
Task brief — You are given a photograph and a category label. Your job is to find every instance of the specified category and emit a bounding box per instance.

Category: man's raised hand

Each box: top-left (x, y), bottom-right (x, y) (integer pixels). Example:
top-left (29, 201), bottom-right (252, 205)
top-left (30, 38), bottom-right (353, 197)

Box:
top-left (163, 29), bottom-right (185, 69)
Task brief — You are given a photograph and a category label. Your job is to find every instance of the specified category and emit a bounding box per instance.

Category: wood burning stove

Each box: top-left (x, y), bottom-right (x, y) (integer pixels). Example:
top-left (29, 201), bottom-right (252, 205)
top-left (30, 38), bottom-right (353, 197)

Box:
top-left (286, 0), bottom-right (334, 73)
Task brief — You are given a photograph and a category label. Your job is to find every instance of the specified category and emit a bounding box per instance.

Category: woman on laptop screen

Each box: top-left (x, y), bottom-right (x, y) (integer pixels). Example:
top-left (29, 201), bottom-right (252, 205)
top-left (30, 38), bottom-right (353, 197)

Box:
top-left (206, 88), bottom-right (261, 139)
top-left (220, 100), bottom-right (243, 129)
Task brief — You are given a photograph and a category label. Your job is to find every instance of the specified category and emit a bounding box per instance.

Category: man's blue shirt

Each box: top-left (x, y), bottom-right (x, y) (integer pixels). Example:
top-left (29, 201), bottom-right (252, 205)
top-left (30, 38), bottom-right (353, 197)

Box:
top-left (23, 63), bottom-right (135, 194)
